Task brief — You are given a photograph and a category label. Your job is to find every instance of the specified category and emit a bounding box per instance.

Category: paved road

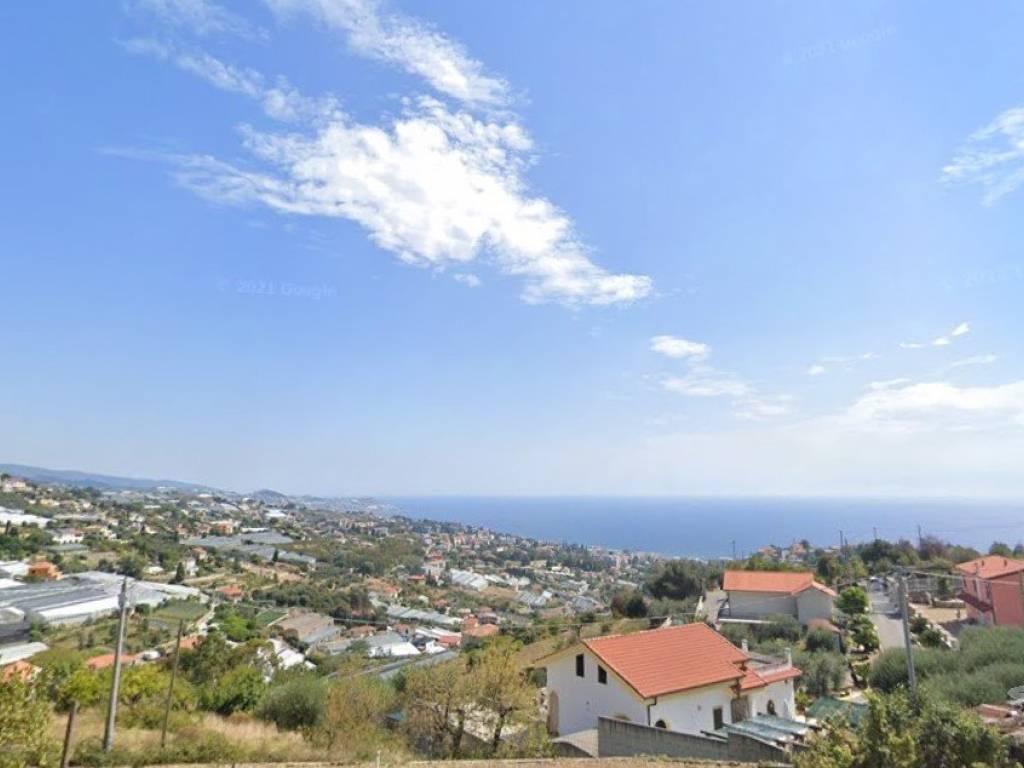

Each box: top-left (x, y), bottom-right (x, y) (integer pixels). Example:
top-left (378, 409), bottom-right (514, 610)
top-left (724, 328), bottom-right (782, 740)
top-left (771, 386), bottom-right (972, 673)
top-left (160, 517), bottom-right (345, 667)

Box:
top-left (869, 587), bottom-right (906, 650)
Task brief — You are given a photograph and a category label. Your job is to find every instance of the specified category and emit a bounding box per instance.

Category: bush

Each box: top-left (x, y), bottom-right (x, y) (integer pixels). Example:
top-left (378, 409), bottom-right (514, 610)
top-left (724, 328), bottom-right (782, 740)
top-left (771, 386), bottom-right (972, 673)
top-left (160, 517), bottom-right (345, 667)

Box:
top-left (909, 614), bottom-right (929, 634)
top-left (919, 627), bottom-right (945, 648)
top-left (754, 614), bottom-right (802, 643)
top-left (805, 628), bottom-right (837, 653)
top-left (256, 673), bottom-right (328, 732)
top-left (794, 651), bottom-right (846, 697)
top-left (0, 679), bottom-right (57, 768)
top-left (837, 586), bottom-right (869, 616)
top-left (73, 732), bottom-right (242, 768)
top-left (203, 666), bottom-right (267, 715)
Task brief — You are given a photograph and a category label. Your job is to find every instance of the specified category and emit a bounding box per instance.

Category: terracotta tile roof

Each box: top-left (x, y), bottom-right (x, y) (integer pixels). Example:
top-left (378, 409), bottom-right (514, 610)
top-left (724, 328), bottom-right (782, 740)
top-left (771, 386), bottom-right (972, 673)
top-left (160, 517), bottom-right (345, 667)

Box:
top-left (956, 556), bottom-right (1024, 580)
top-left (581, 623), bottom-right (749, 699)
top-left (723, 570), bottom-right (836, 597)
top-left (86, 652), bottom-right (138, 671)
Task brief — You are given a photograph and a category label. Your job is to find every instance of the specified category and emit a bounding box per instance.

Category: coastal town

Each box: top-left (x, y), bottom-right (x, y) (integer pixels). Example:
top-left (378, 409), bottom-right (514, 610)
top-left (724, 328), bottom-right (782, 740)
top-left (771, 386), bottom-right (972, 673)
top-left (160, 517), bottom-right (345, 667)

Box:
top-left (4, 469), bottom-right (1024, 767)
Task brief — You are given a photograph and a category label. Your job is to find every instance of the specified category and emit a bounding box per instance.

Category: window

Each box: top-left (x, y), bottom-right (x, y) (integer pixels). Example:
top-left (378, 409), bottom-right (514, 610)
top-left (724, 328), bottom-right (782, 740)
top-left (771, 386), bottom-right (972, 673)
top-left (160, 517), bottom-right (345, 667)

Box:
top-left (712, 707), bottom-right (724, 730)
top-left (767, 700), bottom-right (777, 716)
top-left (598, 665), bottom-right (607, 684)
top-left (654, 719), bottom-right (668, 729)
top-left (575, 653), bottom-right (584, 677)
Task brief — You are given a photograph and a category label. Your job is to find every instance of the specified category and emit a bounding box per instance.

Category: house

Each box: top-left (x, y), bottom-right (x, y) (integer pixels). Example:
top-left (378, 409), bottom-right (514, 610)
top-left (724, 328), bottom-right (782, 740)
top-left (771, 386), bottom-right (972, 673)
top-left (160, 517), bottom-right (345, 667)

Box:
top-left (722, 570), bottom-right (835, 624)
top-left (217, 584), bottom-right (244, 602)
top-left (956, 556), bottom-right (1024, 627)
top-left (52, 528), bottom-right (84, 545)
top-left (27, 561), bottom-right (61, 581)
top-left (542, 623), bottom-right (799, 738)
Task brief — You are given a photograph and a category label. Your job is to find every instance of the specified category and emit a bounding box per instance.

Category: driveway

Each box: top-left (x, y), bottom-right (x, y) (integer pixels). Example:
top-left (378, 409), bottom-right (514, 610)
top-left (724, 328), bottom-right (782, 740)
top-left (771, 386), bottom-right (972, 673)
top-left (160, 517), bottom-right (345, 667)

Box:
top-left (868, 585), bottom-right (905, 651)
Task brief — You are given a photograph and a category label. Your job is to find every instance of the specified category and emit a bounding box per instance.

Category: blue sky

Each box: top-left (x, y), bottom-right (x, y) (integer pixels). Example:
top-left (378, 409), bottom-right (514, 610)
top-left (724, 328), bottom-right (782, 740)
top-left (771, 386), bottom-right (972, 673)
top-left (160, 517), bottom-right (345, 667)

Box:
top-left (3, 1), bottom-right (1024, 497)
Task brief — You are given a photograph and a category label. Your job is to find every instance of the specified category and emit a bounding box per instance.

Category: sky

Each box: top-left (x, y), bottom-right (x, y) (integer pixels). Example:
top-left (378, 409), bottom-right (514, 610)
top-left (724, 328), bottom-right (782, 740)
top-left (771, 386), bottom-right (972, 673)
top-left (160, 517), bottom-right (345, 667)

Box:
top-left (3, 1), bottom-right (1024, 497)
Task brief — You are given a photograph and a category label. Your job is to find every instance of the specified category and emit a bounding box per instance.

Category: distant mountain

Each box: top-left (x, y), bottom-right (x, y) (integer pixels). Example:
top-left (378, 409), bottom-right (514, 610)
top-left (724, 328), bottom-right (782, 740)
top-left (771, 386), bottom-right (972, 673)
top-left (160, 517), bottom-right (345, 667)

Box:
top-left (0, 463), bottom-right (221, 493)
top-left (0, 463), bottom-right (392, 515)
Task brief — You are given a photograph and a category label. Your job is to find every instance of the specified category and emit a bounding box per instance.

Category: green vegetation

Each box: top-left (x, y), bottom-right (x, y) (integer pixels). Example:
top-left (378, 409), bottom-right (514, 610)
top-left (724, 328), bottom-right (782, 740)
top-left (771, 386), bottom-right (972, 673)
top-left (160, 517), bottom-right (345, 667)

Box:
top-left (0, 678), bottom-right (58, 768)
top-left (795, 689), bottom-right (1009, 768)
top-left (870, 626), bottom-right (1024, 707)
top-left (151, 599), bottom-right (207, 624)
top-left (837, 586), bottom-right (869, 615)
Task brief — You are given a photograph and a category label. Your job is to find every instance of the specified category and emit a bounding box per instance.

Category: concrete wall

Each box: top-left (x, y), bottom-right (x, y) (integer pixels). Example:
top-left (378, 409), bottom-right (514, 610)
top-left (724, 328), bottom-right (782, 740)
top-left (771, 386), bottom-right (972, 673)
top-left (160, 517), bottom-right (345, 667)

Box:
top-left (796, 589), bottom-right (834, 624)
top-left (546, 648), bottom-right (648, 735)
top-left (598, 717), bottom-right (789, 764)
top-left (727, 591), bottom-right (797, 619)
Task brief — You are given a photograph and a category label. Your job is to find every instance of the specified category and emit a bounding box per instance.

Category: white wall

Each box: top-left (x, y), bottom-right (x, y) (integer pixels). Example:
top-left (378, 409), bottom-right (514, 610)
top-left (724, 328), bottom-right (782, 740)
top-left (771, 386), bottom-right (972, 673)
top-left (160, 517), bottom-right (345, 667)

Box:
top-left (727, 591), bottom-right (797, 618)
top-left (649, 683), bottom-right (736, 735)
top-left (745, 678), bottom-right (797, 719)
top-left (546, 649), bottom-right (648, 736)
top-left (796, 589), bottom-right (834, 624)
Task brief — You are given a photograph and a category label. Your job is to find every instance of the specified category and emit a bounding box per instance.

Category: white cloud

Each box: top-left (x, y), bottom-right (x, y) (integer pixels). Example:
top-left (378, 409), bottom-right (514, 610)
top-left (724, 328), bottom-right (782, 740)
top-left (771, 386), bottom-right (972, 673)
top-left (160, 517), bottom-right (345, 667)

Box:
top-left (452, 272), bottom-right (481, 287)
top-left (943, 106), bottom-right (1024, 205)
top-left (949, 354), bottom-right (997, 369)
top-left (650, 335), bottom-right (710, 361)
top-left (121, 0), bottom-right (651, 308)
top-left (807, 364), bottom-right (826, 376)
top-left (265, 0), bottom-right (509, 107)
top-left (656, 339), bottom-right (791, 419)
top-left (123, 40), bottom-right (342, 123)
top-left (900, 320), bottom-right (972, 350)
top-left (820, 352), bottom-right (875, 365)
top-left (868, 378), bottom-right (912, 391)
top-left (131, 0), bottom-right (267, 40)
top-left (156, 95), bottom-right (649, 305)
top-left (845, 379), bottom-right (1024, 432)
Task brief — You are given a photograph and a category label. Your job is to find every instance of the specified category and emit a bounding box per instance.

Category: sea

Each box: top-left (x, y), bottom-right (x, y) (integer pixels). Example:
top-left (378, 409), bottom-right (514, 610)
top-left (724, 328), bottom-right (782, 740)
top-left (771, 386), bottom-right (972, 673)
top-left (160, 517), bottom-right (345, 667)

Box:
top-left (385, 496), bottom-right (1024, 560)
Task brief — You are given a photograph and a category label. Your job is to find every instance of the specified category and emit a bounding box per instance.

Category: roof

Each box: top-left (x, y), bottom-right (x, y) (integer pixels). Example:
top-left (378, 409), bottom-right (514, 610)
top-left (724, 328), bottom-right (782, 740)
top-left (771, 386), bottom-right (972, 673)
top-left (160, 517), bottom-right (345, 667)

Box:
top-left (580, 623), bottom-right (749, 699)
top-left (723, 570), bottom-right (837, 597)
top-left (956, 556), bottom-right (1024, 580)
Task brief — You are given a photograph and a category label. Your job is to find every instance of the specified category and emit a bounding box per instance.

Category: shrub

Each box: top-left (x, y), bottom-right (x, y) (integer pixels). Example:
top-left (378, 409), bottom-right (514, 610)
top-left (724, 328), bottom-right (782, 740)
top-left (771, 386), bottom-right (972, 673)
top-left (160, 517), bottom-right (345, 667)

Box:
top-left (919, 627), bottom-right (945, 648)
top-left (805, 628), bottom-right (837, 653)
top-left (794, 651), bottom-right (846, 697)
top-left (203, 666), bottom-right (267, 715)
top-left (0, 679), bottom-right (57, 768)
top-left (754, 614), bottom-right (802, 643)
top-left (837, 586), bottom-right (869, 616)
top-left (256, 673), bottom-right (328, 732)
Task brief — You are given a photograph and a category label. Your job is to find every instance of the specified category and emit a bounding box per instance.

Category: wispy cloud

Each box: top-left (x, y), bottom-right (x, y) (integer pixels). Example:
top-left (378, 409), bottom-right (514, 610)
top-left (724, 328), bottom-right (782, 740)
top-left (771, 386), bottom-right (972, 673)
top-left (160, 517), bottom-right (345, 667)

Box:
top-left (845, 378), bottom-right (1024, 432)
top-left (264, 0), bottom-right (509, 107)
top-left (650, 335), bottom-right (710, 361)
top-left (900, 320), bottom-right (971, 350)
top-left (949, 354), bottom-right (997, 369)
top-left (654, 339), bottom-right (791, 419)
top-left (119, 2), bottom-right (651, 307)
top-left (452, 273), bottom-right (481, 288)
top-left (943, 106), bottom-right (1024, 205)
top-left (806, 364), bottom-right (826, 376)
top-left (130, 0), bottom-right (267, 41)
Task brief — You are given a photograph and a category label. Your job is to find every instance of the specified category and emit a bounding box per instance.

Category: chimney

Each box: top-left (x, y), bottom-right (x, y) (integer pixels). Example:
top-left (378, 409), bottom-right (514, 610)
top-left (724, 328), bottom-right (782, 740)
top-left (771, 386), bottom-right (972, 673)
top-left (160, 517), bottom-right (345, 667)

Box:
top-left (741, 638), bottom-right (749, 652)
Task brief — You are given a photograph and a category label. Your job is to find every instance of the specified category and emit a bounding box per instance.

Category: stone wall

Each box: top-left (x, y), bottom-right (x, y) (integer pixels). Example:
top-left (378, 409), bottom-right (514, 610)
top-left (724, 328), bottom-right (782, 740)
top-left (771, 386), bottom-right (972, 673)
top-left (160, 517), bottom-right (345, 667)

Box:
top-left (597, 717), bottom-right (789, 764)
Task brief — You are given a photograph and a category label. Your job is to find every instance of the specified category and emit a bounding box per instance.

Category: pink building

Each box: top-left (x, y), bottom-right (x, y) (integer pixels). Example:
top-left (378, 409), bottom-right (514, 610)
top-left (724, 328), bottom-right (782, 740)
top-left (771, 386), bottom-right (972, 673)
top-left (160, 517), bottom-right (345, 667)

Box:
top-left (957, 556), bottom-right (1024, 627)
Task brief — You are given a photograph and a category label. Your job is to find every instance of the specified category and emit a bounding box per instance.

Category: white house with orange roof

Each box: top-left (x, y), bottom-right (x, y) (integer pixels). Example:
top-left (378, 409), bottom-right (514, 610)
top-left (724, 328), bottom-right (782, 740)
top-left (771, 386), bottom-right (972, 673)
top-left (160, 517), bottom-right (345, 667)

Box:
top-left (722, 570), bottom-right (836, 624)
top-left (541, 623), bottom-right (800, 738)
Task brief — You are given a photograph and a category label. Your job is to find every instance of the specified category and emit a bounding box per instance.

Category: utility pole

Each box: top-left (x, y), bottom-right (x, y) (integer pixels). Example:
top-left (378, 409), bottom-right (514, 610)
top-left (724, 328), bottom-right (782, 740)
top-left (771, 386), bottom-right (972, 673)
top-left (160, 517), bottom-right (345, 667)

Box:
top-left (161, 620), bottom-right (185, 748)
top-left (917, 524), bottom-right (923, 550)
top-left (60, 701), bottom-right (78, 768)
top-left (873, 526), bottom-right (878, 541)
top-left (898, 574), bottom-right (917, 696)
top-left (103, 578), bottom-right (130, 752)
top-left (731, 540), bottom-right (737, 560)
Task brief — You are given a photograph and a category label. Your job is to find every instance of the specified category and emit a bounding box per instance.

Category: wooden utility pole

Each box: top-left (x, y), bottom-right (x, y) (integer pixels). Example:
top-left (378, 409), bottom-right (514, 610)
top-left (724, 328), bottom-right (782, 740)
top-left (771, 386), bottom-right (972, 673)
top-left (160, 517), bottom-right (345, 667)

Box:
top-left (898, 574), bottom-right (917, 696)
top-left (161, 620), bottom-right (185, 748)
top-left (103, 578), bottom-right (130, 752)
top-left (60, 701), bottom-right (78, 768)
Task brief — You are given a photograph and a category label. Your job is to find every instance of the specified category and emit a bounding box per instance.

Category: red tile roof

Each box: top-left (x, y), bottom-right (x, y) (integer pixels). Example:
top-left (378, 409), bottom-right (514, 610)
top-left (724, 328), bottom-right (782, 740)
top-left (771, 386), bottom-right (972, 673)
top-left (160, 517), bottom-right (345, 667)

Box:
top-left (723, 570), bottom-right (836, 597)
top-left (956, 556), bottom-right (1024, 580)
top-left (582, 623), bottom-right (750, 699)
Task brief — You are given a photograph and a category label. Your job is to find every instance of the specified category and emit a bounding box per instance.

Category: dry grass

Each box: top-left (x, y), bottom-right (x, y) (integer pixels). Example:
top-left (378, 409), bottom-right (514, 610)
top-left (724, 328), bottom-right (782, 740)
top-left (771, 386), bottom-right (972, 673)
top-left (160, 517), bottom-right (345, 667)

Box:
top-left (50, 707), bottom-right (328, 764)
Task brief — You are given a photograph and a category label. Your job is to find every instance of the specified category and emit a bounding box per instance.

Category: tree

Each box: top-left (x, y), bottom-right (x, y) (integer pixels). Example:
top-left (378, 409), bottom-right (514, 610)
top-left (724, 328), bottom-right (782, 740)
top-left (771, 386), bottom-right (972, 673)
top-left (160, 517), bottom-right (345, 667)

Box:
top-left (474, 640), bottom-right (536, 754)
top-left (645, 560), bottom-right (712, 601)
top-left (850, 615), bottom-right (880, 653)
top-left (610, 589), bottom-right (647, 618)
top-left (204, 666), bottom-right (266, 715)
top-left (172, 561), bottom-right (187, 584)
top-left (0, 679), bottom-right (57, 768)
top-left (795, 651), bottom-right (847, 697)
top-left (256, 673), bottom-right (327, 732)
top-left (404, 656), bottom-right (479, 758)
top-left (990, 541), bottom-right (1013, 557)
top-left (837, 586), bottom-right (869, 616)
top-left (318, 673), bottom-right (396, 758)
